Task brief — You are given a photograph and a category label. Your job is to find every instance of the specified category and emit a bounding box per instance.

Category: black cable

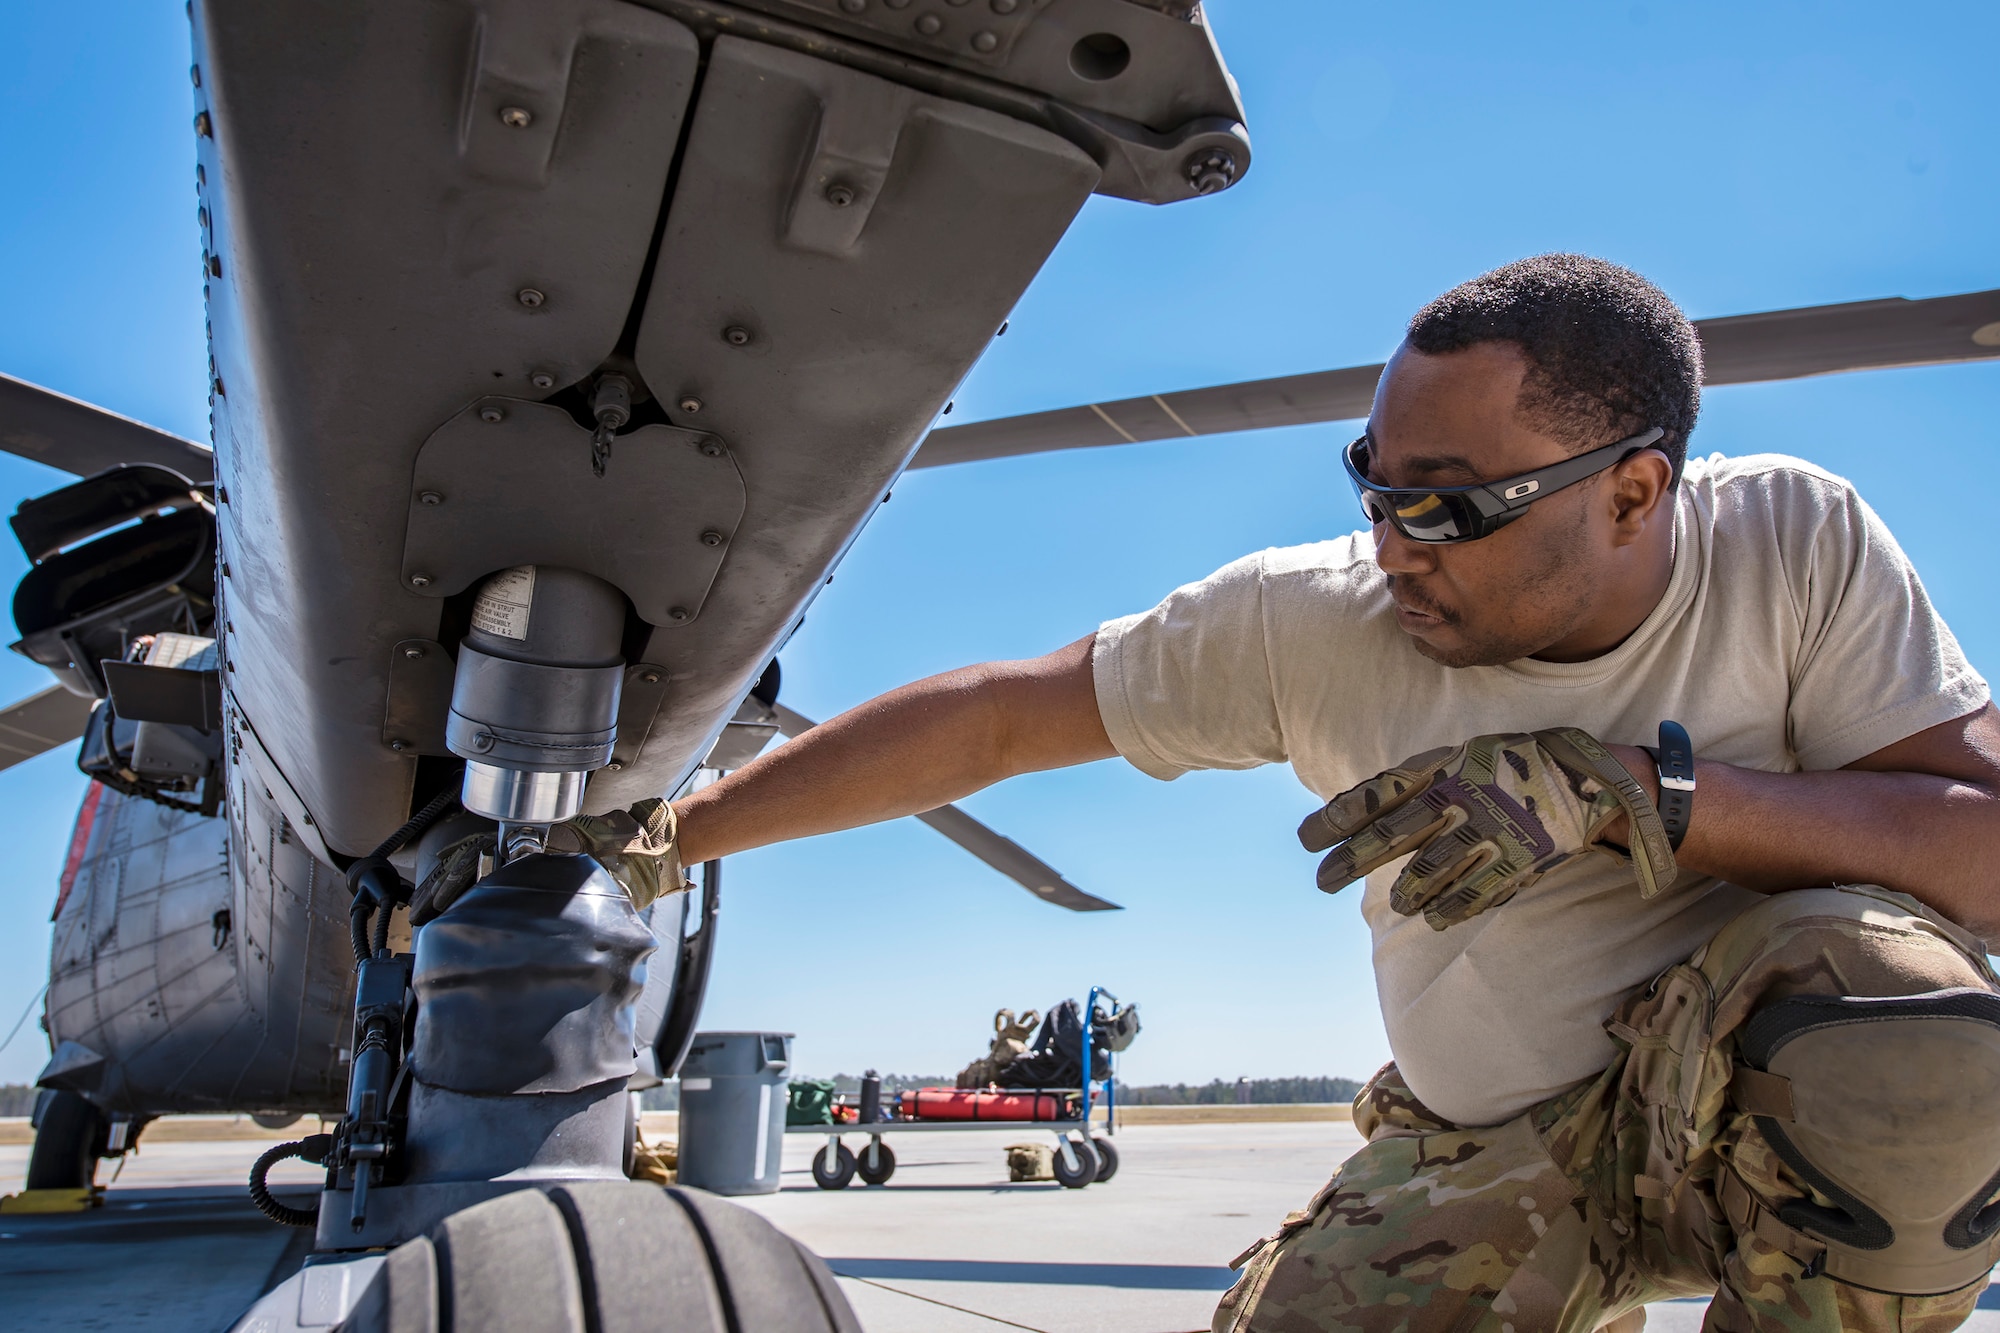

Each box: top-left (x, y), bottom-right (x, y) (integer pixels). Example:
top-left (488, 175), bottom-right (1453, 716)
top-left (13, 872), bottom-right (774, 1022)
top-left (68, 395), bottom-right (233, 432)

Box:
top-left (344, 787), bottom-right (463, 963)
top-left (370, 894), bottom-right (393, 956)
top-left (348, 902), bottom-right (373, 966)
top-left (376, 785), bottom-right (462, 861)
top-left (248, 1134), bottom-right (333, 1228)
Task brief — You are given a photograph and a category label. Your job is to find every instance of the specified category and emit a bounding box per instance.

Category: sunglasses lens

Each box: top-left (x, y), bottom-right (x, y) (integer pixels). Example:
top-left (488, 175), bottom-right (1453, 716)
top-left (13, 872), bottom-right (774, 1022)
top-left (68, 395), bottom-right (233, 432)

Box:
top-left (1389, 491), bottom-right (1469, 542)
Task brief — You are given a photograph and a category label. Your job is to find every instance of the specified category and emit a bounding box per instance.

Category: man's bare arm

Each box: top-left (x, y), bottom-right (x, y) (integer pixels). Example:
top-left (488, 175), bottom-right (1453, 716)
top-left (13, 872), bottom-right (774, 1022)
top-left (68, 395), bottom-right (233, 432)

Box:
top-left (1607, 702), bottom-right (2000, 939)
top-left (673, 634), bottom-right (1115, 864)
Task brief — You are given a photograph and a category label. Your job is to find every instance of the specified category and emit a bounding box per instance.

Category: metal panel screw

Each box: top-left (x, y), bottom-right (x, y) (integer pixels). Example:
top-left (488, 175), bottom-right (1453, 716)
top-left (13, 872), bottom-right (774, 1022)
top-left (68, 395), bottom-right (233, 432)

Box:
top-left (190, 65), bottom-right (201, 87)
top-left (698, 438), bottom-right (725, 457)
top-left (389, 739), bottom-right (407, 752)
top-left (530, 370), bottom-right (556, 389)
top-left (639, 670), bottom-right (661, 684)
top-left (700, 529), bottom-right (724, 547)
top-left (419, 490), bottom-right (444, 506)
top-left (479, 406), bottom-right (506, 424)
top-left (517, 288), bottom-right (546, 308)
top-left (722, 325), bottom-right (751, 346)
top-left (403, 645), bottom-right (425, 659)
top-left (666, 608), bottom-right (690, 623)
top-left (217, 486), bottom-right (229, 503)
top-left (915, 13), bottom-right (943, 35)
top-left (971, 30), bottom-right (999, 52)
top-left (824, 182), bottom-right (856, 207)
top-left (498, 106), bottom-right (533, 128)
top-left (678, 395), bottom-right (703, 413)
top-left (409, 573), bottom-right (433, 588)
top-left (605, 761), bottom-right (624, 772)
top-left (194, 111), bottom-right (212, 138)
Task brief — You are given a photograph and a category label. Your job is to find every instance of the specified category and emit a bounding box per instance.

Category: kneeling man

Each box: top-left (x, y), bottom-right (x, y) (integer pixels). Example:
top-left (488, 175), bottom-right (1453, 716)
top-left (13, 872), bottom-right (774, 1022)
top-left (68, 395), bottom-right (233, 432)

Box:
top-left (652, 254), bottom-right (2000, 1332)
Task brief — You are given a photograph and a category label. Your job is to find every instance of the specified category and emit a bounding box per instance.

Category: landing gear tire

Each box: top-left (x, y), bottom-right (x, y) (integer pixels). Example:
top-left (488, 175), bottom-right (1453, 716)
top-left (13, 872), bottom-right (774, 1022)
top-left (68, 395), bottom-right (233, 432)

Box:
top-left (1090, 1136), bottom-right (1120, 1183)
top-left (1051, 1136), bottom-right (1098, 1189)
top-left (341, 1181), bottom-right (862, 1332)
top-left (812, 1142), bottom-right (857, 1190)
top-left (855, 1139), bottom-right (896, 1186)
top-left (25, 1090), bottom-right (108, 1191)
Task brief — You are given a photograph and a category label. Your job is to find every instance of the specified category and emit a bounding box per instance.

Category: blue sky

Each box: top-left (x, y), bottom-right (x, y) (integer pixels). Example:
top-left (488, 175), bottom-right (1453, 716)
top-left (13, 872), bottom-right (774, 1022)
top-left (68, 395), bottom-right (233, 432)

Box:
top-left (1, 0), bottom-right (1996, 1087)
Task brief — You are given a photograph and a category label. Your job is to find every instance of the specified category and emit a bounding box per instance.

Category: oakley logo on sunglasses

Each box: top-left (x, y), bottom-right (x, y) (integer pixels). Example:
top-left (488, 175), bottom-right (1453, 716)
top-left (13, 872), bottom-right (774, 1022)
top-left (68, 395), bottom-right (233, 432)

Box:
top-left (1345, 426), bottom-right (1666, 545)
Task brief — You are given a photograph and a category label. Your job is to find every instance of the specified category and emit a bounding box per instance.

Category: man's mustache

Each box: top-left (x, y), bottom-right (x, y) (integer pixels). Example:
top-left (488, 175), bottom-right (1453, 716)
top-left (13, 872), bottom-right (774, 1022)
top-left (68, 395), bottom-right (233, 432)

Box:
top-left (1387, 576), bottom-right (1460, 626)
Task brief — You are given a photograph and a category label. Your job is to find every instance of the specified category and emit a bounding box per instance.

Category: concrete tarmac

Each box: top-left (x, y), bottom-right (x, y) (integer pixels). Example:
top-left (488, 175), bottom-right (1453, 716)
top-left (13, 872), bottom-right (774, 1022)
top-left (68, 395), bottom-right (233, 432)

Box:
top-left (6, 1126), bottom-right (2000, 1332)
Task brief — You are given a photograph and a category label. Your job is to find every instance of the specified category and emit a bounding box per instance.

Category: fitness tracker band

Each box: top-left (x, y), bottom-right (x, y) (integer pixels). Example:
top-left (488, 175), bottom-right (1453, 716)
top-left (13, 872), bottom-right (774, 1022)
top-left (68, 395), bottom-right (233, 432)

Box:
top-left (1642, 720), bottom-right (1696, 852)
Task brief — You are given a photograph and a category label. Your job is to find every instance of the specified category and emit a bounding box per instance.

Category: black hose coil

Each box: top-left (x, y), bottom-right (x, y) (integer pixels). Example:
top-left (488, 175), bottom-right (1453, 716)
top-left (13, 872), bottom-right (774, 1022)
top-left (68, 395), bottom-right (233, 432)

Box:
top-left (248, 1133), bottom-right (333, 1228)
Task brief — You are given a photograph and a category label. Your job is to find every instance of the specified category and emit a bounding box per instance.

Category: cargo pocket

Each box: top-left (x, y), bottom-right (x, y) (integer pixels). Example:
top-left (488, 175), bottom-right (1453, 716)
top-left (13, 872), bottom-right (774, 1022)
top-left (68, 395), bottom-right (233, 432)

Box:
top-left (1605, 962), bottom-right (1725, 1233)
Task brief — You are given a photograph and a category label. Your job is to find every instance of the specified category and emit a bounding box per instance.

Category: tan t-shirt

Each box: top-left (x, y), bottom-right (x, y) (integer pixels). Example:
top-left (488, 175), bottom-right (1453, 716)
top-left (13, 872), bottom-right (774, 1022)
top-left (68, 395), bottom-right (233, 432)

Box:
top-left (1093, 452), bottom-right (1988, 1128)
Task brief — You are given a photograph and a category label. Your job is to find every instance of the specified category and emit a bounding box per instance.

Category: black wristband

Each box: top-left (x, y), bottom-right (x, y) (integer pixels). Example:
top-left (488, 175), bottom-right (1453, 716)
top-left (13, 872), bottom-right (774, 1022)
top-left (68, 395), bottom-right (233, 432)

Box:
top-left (1641, 720), bottom-right (1695, 852)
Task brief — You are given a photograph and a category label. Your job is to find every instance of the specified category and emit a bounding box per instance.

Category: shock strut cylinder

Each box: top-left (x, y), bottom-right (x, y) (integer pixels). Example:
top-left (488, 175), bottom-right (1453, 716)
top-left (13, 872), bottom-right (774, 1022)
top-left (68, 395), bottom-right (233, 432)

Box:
top-left (447, 565), bottom-right (627, 850)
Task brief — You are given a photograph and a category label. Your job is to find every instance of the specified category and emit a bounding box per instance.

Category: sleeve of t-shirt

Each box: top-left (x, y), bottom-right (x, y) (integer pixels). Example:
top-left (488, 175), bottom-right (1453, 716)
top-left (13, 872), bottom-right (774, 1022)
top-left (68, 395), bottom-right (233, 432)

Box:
top-left (1779, 467), bottom-right (1990, 771)
top-left (1091, 550), bottom-right (1288, 781)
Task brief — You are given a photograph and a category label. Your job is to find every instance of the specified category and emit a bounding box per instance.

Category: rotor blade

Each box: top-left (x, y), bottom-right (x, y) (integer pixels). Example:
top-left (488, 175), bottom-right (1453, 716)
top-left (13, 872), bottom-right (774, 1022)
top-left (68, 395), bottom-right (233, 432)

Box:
top-left (0, 373), bottom-right (215, 482)
top-left (1695, 288), bottom-right (2000, 385)
top-left (0, 685), bottom-right (92, 773)
top-left (771, 703), bottom-right (1122, 912)
top-left (911, 287), bottom-right (2000, 468)
top-left (910, 803), bottom-right (1123, 912)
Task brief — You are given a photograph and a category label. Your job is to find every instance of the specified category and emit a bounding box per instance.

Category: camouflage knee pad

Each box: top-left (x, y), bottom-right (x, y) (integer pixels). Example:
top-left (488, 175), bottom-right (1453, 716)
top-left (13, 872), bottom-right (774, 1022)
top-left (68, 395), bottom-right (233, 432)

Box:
top-left (1724, 987), bottom-right (2000, 1297)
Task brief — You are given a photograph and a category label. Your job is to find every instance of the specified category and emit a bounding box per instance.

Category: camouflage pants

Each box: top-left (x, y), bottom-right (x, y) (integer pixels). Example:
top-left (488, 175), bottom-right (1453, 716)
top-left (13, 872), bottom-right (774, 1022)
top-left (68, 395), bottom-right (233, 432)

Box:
top-left (1217, 886), bottom-right (2000, 1333)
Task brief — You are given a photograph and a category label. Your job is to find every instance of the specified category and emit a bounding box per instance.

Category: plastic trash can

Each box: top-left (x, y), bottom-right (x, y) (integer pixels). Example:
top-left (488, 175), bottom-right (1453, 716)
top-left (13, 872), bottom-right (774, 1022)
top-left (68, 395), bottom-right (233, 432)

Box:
top-left (676, 1031), bottom-right (792, 1195)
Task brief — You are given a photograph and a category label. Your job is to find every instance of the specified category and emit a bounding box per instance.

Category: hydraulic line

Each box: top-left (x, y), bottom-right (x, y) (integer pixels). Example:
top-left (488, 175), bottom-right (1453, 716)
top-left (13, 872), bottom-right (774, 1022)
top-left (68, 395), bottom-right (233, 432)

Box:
top-left (346, 786), bottom-right (461, 964)
top-left (248, 1134), bottom-right (332, 1227)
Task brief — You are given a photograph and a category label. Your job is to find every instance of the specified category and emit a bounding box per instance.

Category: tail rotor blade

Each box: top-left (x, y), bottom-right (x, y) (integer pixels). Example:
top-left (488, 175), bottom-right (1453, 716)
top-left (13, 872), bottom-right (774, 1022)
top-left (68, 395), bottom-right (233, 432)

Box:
top-left (770, 703), bottom-right (1120, 912)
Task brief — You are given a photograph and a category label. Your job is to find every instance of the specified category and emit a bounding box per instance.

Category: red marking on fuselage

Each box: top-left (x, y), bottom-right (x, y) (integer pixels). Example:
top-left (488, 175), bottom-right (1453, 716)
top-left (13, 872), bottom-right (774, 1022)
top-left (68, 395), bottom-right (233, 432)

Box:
top-left (53, 782), bottom-right (105, 922)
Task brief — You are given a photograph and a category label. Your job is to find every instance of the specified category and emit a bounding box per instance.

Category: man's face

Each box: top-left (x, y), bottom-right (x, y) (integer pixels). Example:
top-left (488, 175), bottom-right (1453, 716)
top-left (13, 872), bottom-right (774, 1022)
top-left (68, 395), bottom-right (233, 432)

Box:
top-left (1362, 341), bottom-right (1623, 668)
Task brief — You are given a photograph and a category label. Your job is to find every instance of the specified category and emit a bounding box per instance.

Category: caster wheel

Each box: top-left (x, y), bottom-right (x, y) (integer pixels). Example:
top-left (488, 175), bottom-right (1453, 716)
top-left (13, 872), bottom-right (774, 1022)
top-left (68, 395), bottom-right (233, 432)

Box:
top-left (855, 1139), bottom-right (896, 1186)
top-left (1090, 1136), bottom-right (1119, 1183)
top-left (1050, 1136), bottom-right (1098, 1189)
top-left (812, 1143), bottom-right (857, 1190)
top-left (26, 1090), bottom-right (108, 1191)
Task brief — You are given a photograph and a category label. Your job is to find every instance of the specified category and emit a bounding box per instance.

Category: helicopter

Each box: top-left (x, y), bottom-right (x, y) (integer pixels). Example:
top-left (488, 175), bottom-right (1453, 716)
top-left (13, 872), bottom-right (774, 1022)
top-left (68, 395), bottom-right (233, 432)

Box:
top-left (0, 1), bottom-right (1252, 1328)
top-left (2, 0), bottom-right (1997, 1328)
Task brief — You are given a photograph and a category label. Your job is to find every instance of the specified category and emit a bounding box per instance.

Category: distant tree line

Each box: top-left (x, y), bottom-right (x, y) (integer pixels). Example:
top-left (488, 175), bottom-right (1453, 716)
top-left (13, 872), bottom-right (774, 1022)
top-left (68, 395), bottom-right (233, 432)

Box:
top-left (1115, 1076), bottom-right (1366, 1106)
top-left (0, 1084), bottom-right (40, 1117)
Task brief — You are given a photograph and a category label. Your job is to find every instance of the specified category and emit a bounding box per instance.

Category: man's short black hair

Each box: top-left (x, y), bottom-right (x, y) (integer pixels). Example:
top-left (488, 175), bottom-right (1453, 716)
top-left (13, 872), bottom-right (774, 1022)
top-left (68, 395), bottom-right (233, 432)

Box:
top-left (1406, 255), bottom-right (1702, 482)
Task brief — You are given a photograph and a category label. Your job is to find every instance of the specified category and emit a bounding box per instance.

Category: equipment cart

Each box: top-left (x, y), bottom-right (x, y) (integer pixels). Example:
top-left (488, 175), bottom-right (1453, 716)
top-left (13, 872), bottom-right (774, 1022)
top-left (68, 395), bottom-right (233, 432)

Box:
top-left (789, 986), bottom-right (1123, 1190)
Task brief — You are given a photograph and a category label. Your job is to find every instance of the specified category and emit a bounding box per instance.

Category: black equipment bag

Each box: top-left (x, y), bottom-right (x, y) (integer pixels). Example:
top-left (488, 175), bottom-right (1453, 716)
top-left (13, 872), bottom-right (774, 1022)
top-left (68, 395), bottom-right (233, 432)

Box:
top-left (1003, 999), bottom-right (1141, 1089)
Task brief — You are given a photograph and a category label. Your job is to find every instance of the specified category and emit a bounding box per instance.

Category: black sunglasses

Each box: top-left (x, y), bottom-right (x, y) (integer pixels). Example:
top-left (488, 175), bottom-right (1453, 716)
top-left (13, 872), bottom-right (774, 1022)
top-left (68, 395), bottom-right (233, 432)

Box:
top-left (1344, 427), bottom-right (1666, 545)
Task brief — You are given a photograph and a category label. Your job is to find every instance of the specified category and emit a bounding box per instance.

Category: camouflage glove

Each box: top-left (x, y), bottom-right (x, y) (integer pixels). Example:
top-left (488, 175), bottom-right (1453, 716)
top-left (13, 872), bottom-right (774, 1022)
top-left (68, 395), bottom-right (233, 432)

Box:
top-left (546, 797), bottom-right (687, 909)
top-left (1298, 727), bottom-right (1677, 931)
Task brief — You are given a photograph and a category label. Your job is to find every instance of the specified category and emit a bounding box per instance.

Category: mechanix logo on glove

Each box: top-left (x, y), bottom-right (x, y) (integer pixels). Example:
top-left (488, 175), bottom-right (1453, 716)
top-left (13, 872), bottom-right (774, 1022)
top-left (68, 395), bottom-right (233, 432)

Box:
top-left (1298, 727), bottom-right (1678, 930)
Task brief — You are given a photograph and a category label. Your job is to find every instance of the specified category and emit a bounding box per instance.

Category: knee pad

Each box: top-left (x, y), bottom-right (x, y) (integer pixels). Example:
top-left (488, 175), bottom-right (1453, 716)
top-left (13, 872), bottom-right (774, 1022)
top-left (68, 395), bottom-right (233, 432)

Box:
top-left (1734, 987), bottom-right (2000, 1295)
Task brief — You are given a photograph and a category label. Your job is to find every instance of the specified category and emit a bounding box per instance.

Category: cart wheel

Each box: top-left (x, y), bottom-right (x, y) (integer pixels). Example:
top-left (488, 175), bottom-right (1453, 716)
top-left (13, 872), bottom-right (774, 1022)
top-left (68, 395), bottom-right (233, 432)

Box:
top-left (1051, 1136), bottom-right (1098, 1189)
top-left (1090, 1137), bottom-right (1119, 1183)
top-left (812, 1143), bottom-right (857, 1190)
top-left (855, 1139), bottom-right (897, 1186)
